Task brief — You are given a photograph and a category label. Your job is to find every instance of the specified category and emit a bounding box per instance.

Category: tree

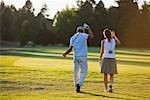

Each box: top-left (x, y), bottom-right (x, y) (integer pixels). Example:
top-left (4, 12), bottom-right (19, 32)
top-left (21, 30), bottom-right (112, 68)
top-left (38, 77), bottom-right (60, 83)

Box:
top-left (0, 3), bottom-right (14, 41)
top-left (23, 0), bottom-right (34, 13)
top-left (1, 0), bottom-right (150, 48)
top-left (18, 0), bottom-right (36, 43)
top-left (116, 0), bottom-right (140, 47)
top-left (34, 3), bottom-right (54, 45)
top-left (20, 20), bottom-right (30, 47)
top-left (140, 2), bottom-right (150, 48)
top-left (55, 8), bottom-right (78, 45)
top-left (77, 0), bottom-right (94, 23)
top-left (93, 1), bottom-right (107, 46)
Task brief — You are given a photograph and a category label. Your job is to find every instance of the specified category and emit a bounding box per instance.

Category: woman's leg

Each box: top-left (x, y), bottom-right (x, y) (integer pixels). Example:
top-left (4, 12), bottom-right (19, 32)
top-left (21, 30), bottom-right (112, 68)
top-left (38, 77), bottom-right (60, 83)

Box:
top-left (110, 74), bottom-right (114, 85)
top-left (104, 73), bottom-right (108, 91)
top-left (109, 74), bottom-right (114, 92)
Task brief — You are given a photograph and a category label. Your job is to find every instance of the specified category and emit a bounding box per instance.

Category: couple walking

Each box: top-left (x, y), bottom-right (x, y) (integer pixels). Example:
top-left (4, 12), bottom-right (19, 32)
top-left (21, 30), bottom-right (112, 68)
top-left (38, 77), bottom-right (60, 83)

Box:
top-left (63, 23), bottom-right (121, 93)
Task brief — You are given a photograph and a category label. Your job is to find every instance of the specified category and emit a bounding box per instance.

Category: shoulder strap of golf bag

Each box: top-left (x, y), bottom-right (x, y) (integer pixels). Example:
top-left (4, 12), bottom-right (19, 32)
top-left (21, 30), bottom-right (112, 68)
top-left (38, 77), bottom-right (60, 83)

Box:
top-left (72, 33), bottom-right (80, 45)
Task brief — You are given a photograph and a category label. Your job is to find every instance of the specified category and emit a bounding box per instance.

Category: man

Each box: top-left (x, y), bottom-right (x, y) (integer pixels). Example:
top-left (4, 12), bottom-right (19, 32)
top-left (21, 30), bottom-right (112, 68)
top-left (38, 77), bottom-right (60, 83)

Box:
top-left (63, 23), bottom-right (94, 93)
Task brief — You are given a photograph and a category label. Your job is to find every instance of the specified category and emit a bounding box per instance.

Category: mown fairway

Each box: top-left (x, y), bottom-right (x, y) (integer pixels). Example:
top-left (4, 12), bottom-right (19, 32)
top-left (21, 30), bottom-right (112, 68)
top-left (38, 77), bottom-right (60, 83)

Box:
top-left (0, 47), bottom-right (150, 100)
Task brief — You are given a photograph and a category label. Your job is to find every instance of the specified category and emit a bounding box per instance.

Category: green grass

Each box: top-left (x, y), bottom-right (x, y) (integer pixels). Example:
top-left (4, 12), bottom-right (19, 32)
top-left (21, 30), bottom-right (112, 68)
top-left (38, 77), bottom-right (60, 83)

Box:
top-left (0, 47), bottom-right (150, 100)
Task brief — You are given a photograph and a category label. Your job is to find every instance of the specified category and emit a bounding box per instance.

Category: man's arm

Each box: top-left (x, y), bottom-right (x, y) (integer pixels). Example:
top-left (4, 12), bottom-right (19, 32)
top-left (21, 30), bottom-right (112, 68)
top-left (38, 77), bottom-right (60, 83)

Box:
top-left (83, 23), bottom-right (94, 39)
top-left (63, 46), bottom-right (73, 57)
top-left (88, 28), bottom-right (94, 39)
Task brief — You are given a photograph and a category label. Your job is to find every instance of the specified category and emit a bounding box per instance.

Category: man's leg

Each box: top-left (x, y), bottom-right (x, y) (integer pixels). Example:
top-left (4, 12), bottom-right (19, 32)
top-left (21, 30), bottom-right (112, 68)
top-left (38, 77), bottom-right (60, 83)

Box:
top-left (74, 58), bottom-right (80, 87)
top-left (78, 57), bottom-right (87, 86)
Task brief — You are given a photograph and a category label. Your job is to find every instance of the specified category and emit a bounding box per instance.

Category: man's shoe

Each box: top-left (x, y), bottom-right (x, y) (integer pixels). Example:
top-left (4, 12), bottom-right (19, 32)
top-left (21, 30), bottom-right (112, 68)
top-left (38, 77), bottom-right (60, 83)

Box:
top-left (76, 84), bottom-right (80, 93)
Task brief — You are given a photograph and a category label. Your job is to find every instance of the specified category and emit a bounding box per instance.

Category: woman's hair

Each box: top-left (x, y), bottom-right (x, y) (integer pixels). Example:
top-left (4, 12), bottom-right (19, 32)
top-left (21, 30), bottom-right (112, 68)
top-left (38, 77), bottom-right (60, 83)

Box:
top-left (103, 29), bottom-right (112, 42)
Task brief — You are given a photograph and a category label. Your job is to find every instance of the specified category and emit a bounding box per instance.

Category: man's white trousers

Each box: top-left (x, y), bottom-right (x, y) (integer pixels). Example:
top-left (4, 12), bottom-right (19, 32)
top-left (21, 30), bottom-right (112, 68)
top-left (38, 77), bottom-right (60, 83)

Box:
top-left (74, 56), bottom-right (88, 87)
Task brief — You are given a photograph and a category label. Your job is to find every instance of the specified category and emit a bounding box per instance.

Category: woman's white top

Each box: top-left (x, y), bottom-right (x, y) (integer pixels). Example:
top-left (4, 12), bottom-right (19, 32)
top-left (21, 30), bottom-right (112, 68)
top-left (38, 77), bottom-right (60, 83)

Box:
top-left (103, 38), bottom-right (116, 58)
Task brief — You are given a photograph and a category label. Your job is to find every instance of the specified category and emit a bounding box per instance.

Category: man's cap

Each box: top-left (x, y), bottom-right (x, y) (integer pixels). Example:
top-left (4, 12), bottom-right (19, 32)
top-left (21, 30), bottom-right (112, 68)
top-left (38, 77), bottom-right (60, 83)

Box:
top-left (76, 26), bottom-right (84, 32)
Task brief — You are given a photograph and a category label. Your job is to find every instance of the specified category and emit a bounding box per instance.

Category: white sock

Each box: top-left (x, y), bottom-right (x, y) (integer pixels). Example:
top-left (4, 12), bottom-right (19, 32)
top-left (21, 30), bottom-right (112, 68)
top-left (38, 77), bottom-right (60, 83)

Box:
top-left (110, 83), bottom-right (112, 86)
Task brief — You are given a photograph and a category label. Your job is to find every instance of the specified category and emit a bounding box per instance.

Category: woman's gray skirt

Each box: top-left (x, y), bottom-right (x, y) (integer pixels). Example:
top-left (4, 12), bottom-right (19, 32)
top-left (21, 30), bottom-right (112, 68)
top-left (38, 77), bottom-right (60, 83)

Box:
top-left (101, 58), bottom-right (117, 74)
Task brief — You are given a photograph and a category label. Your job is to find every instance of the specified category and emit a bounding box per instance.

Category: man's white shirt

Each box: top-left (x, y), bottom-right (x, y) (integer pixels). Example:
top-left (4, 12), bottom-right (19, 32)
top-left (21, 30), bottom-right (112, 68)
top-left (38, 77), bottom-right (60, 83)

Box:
top-left (70, 32), bottom-right (89, 57)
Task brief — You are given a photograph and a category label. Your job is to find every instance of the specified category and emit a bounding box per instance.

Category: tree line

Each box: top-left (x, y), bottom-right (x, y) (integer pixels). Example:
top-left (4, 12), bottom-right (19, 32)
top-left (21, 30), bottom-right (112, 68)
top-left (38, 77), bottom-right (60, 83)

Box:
top-left (0, 0), bottom-right (150, 48)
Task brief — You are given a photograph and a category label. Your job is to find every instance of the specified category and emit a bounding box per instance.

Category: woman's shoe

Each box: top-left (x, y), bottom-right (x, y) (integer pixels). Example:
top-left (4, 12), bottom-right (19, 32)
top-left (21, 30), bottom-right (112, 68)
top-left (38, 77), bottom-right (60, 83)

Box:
top-left (109, 84), bottom-right (113, 93)
top-left (104, 88), bottom-right (108, 92)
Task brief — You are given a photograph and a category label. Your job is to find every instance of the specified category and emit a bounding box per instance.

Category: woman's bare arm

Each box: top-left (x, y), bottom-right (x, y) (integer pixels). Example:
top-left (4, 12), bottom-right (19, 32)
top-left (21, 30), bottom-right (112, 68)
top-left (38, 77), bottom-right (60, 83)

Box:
top-left (99, 40), bottom-right (104, 60)
top-left (112, 31), bottom-right (121, 46)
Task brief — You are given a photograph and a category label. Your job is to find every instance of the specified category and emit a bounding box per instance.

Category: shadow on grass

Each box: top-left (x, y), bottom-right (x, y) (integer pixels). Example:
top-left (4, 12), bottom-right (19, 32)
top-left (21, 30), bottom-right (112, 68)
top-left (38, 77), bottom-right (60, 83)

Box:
top-left (80, 91), bottom-right (101, 96)
top-left (88, 48), bottom-right (150, 56)
top-left (113, 92), bottom-right (149, 99)
top-left (0, 49), bottom-right (66, 56)
top-left (1, 49), bottom-right (150, 67)
top-left (116, 51), bottom-right (150, 57)
top-left (1, 48), bottom-right (150, 57)
top-left (79, 91), bottom-right (133, 100)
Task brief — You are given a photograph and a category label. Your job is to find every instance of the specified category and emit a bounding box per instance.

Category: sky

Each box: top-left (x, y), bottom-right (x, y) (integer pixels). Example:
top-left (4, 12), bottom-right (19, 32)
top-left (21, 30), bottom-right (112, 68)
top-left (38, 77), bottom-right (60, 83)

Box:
top-left (2, 0), bottom-right (150, 19)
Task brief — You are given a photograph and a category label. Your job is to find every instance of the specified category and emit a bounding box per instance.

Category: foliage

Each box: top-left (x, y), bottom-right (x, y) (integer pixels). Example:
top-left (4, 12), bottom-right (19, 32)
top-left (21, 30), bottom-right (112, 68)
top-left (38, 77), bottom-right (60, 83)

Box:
top-left (0, 0), bottom-right (150, 48)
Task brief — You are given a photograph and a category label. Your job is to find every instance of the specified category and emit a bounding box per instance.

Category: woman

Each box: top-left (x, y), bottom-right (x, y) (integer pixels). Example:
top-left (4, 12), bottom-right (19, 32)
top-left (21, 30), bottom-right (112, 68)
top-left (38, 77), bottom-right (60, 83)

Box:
top-left (99, 28), bottom-right (121, 92)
